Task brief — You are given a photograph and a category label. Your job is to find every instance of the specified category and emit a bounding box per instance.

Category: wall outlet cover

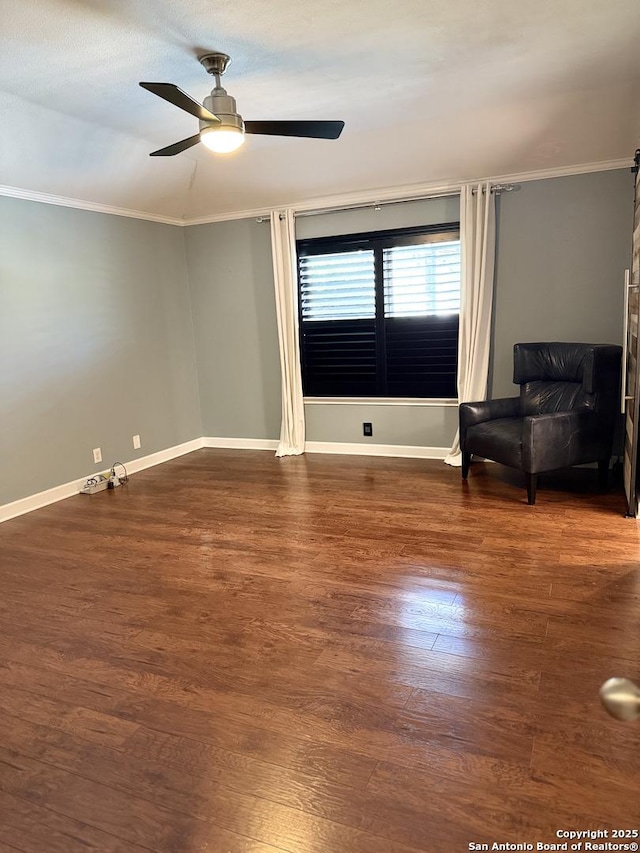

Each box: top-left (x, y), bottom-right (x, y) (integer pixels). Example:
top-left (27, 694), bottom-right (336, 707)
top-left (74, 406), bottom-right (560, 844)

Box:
top-left (92, 447), bottom-right (102, 463)
top-left (133, 435), bottom-right (141, 449)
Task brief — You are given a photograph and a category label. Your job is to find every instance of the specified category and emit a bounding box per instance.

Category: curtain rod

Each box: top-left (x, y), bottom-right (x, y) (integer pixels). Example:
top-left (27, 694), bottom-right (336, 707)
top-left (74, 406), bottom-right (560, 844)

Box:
top-left (293, 191), bottom-right (459, 219)
top-left (472, 183), bottom-right (516, 195)
top-left (255, 184), bottom-right (515, 222)
top-left (255, 193), bottom-right (456, 222)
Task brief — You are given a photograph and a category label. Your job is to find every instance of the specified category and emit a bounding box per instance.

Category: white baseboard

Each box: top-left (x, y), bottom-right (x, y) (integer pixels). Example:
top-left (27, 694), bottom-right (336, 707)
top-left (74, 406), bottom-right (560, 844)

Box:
top-left (121, 438), bottom-right (205, 476)
top-left (0, 437), bottom-right (204, 524)
top-left (0, 478), bottom-right (89, 525)
top-left (202, 437), bottom-right (448, 459)
top-left (1, 436), bottom-right (448, 523)
top-left (202, 437), bottom-right (279, 451)
top-left (305, 441), bottom-right (449, 459)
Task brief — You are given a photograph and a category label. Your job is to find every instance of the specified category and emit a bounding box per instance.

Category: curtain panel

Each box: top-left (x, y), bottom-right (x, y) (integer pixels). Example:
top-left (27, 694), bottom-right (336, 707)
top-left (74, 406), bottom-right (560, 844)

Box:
top-left (445, 183), bottom-right (496, 466)
top-left (270, 209), bottom-right (306, 456)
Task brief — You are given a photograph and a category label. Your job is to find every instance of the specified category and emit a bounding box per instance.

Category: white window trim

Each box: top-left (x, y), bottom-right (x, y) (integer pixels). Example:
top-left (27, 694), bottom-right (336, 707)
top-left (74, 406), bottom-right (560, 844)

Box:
top-left (304, 397), bottom-right (458, 407)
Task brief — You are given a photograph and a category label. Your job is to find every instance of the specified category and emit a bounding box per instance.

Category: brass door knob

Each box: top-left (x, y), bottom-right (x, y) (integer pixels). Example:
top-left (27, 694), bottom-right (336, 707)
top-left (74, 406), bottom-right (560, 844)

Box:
top-left (600, 677), bottom-right (640, 721)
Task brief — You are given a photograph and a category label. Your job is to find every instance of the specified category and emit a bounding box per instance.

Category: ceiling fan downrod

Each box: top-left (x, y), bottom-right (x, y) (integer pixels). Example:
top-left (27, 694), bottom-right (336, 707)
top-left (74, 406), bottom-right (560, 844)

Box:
top-left (199, 52), bottom-right (231, 89)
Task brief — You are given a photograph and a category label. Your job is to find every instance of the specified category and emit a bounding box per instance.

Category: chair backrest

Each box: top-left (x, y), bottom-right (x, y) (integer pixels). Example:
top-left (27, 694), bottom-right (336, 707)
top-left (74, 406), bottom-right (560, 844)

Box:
top-left (513, 342), bottom-right (622, 418)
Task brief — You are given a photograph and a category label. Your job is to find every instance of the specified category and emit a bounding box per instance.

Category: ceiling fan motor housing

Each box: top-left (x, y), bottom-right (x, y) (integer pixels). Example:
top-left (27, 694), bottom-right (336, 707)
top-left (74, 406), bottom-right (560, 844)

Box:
top-left (200, 89), bottom-right (244, 132)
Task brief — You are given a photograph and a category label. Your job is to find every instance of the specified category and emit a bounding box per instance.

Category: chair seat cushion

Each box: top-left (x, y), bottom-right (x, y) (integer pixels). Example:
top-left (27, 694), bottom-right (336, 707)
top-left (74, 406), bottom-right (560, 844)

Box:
top-left (466, 418), bottom-right (524, 469)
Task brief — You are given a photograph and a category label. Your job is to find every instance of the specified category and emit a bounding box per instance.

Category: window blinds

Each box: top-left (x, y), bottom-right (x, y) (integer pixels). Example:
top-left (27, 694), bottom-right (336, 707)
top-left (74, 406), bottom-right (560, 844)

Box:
top-left (297, 226), bottom-right (460, 398)
top-left (299, 250), bottom-right (375, 321)
top-left (383, 241), bottom-right (461, 318)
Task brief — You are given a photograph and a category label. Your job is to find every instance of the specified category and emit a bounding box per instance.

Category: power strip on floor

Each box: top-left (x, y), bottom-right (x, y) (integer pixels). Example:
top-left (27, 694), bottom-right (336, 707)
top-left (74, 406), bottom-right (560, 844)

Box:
top-left (80, 476), bottom-right (110, 494)
top-left (81, 466), bottom-right (127, 495)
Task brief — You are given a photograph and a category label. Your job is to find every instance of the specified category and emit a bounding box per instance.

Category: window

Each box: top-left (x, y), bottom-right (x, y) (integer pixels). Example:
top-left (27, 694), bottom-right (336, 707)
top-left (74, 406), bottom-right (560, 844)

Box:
top-left (297, 224), bottom-right (461, 398)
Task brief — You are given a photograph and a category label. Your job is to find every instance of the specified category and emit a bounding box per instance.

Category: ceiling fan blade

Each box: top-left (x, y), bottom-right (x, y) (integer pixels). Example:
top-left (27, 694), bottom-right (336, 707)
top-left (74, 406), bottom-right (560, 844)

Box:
top-left (245, 120), bottom-right (345, 140)
top-left (149, 134), bottom-right (201, 157)
top-left (139, 82), bottom-right (219, 123)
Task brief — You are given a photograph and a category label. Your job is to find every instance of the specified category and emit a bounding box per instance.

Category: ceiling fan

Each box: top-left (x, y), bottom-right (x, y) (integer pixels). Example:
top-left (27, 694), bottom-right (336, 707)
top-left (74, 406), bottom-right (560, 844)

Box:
top-left (140, 53), bottom-right (345, 156)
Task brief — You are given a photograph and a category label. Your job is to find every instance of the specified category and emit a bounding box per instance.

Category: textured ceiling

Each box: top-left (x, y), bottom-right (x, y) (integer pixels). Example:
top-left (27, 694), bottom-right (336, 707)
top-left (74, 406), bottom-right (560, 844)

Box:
top-left (1, 0), bottom-right (640, 220)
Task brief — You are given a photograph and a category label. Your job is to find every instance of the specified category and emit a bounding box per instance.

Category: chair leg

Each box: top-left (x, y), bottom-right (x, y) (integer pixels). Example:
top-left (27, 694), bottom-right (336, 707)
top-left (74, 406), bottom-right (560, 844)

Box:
top-left (526, 473), bottom-right (537, 505)
top-left (461, 451), bottom-right (471, 479)
top-left (598, 458), bottom-right (609, 492)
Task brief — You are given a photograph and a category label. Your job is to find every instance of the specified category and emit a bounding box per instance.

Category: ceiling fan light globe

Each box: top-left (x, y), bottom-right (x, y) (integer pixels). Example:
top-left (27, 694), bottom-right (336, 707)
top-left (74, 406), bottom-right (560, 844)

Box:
top-left (200, 126), bottom-right (245, 153)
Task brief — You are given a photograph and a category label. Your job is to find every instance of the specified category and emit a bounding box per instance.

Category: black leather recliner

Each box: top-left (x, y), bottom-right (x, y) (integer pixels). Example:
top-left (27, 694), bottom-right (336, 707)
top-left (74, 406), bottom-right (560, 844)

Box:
top-left (460, 342), bottom-right (622, 504)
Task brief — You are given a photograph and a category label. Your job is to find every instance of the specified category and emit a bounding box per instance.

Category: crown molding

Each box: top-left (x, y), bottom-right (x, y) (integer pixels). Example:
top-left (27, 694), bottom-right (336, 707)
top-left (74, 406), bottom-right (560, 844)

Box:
top-left (0, 157), bottom-right (632, 227)
top-left (487, 158), bottom-right (633, 187)
top-left (188, 157), bottom-right (633, 224)
top-left (0, 184), bottom-right (185, 226)
top-left (186, 205), bottom-right (275, 226)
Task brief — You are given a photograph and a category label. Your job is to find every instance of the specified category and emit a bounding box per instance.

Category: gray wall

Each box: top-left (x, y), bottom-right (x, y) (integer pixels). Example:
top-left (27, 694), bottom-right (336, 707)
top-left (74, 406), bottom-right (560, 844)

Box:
top-left (185, 198), bottom-right (462, 448)
top-left (184, 176), bottom-right (633, 450)
top-left (305, 403), bottom-right (458, 447)
top-left (0, 197), bottom-right (201, 505)
top-left (1, 168), bottom-right (634, 507)
top-left (184, 218), bottom-right (281, 440)
top-left (490, 170), bottom-right (633, 397)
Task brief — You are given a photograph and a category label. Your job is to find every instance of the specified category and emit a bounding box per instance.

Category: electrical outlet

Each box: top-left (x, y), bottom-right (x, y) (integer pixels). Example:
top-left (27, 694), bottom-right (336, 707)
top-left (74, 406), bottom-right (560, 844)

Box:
top-left (92, 447), bottom-right (102, 464)
top-left (133, 434), bottom-right (141, 450)
top-left (363, 422), bottom-right (373, 437)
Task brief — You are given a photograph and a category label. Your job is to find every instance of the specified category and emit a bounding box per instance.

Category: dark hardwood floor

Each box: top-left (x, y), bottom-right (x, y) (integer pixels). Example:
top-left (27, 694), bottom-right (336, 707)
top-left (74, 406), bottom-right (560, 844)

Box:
top-left (0, 449), bottom-right (639, 852)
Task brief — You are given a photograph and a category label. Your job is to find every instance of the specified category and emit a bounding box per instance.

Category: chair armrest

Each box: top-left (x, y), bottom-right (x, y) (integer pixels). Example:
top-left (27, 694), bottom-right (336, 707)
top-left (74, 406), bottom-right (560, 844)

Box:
top-left (523, 410), bottom-right (604, 472)
top-left (460, 397), bottom-right (521, 432)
